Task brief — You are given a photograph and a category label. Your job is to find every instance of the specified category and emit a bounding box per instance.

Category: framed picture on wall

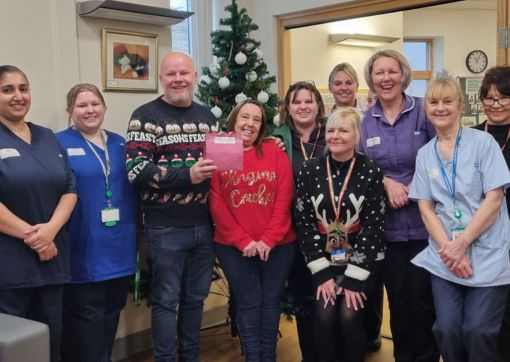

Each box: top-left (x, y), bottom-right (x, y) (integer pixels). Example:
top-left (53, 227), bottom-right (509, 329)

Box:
top-left (101, 28), bottom-right (159, 92)
top-left (458, 76), bottom-right (485, 126)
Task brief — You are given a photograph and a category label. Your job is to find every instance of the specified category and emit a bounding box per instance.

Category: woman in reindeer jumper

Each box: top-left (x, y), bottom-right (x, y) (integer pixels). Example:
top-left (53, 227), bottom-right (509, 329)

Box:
top-left (295, 107), bottom-right (385, 362)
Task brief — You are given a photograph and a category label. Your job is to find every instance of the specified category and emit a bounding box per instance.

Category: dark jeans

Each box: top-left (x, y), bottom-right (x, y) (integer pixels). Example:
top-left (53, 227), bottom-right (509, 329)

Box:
top-left (287, 246), bottom-right (320, 362)
top-left (384, 240), bottom-right (439, 362)
top-left (145, 224), bottom-right (215, 362)
top-left (215, 242), bottom-right (295, 362)
top-left (0, 284), bottom-right (64, 362)
top-left (431, 275), bottom-right (509, 362)
top-left (61, 277), bottom-right (130, 362)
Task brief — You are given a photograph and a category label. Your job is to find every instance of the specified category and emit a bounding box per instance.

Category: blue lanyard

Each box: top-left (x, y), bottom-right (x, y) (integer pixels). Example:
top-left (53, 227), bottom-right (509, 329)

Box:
top-left (82, 130), bottom-right (113, 206)
top-left (434, 127), bottom-right (462, 202)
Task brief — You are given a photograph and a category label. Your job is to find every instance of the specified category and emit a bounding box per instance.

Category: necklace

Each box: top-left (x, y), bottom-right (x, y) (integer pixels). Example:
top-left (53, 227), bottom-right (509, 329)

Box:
top-left (299, 127), bottom-right (321, 161)
top-left (484, 122), bottom-right (510, 151)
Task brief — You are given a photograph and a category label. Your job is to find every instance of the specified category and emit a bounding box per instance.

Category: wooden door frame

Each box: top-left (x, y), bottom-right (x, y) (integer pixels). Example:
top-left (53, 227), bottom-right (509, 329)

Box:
top-left (275, 0), bottom-right (505, 96)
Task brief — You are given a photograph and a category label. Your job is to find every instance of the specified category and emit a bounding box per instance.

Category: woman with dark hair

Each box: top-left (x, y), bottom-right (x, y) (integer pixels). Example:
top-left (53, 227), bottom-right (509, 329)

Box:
top-left (359, 50), bottom-right (439, 362)
top-left (272, 81), bottom-right (326, 361)
top-left (56, 83), bottom-right (137, 362)
top-left (210, 100), bottom-right (295, 362)
top-left (0, 65), bottom-right (77, 362)
top-left (296, 107), bottom-right (385, 362)
top-left (472, 66), bottom-right (510, 360)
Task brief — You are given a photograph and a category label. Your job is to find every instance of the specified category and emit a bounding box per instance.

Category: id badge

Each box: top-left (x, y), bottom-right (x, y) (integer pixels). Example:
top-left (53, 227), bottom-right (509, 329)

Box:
top-left (331, 248), bottom-right (346, 262)
top-left (101, 207), bottom-right (120, 227)
top-left (451, 226), bottom-right (465, 240)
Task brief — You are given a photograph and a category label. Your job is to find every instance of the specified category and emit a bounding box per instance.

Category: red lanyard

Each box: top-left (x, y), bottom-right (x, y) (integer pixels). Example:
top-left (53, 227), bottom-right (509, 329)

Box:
top-left (325, 155), bottom-right (356, 223)
top-left (299, 128), bottom-right (321, 161)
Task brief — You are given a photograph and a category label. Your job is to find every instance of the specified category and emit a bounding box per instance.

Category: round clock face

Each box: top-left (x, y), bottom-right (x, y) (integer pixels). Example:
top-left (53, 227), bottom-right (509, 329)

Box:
top-left (466, 50), bottom-right (488, 74)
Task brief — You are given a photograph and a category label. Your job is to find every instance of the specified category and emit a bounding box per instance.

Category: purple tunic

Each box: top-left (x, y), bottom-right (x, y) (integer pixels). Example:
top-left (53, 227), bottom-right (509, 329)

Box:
top-left (359, 94), bottom-right (435, 242)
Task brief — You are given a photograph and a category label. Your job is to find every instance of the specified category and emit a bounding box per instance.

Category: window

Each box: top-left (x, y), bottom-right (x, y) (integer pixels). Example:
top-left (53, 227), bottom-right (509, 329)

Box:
top-left (403, 39), bottom-right (433, 97)
top-left (170, 0), bottom-right (191, 53)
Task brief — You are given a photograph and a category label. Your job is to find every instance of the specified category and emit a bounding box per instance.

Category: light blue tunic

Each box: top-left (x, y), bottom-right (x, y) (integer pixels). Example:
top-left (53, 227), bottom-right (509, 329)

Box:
top-left (409, 128), bottom-right (510, 287)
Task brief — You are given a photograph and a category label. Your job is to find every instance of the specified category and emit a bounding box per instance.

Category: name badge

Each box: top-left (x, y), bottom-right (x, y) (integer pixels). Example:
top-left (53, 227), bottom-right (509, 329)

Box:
top-left (366, 137), bottom-right (381, 148)
top-left (101, 207), bottom-right (120, 227)
top-left (0, 148), bottom-right (20, 159)
top-left (451, 226), bottom-right (465, 240)
top-left (427, 168), bottom-right (439, 178)
top-left (331, 248), bottom-right (347, 262)
top-left (67, 147), bottom-right (86, 156)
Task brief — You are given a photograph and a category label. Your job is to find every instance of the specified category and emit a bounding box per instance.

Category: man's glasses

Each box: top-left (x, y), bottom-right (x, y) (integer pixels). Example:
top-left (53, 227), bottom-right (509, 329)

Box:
top-left (481, 97), bottom-right (510, 106)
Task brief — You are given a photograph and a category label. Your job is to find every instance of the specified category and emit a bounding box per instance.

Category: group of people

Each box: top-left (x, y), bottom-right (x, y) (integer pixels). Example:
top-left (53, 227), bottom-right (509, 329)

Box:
top-left (1, 47), bottom-right (510, 362)
top-left (0, 66), bottom-right (136, 362)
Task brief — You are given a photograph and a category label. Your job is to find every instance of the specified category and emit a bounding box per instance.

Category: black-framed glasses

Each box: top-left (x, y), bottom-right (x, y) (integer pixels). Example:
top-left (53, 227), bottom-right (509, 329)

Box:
top-left (481, 97), bottom-right (510, 106)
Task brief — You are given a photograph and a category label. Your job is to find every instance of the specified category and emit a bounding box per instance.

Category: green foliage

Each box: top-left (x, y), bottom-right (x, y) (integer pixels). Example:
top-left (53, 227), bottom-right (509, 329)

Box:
top-left (195, 0), bottom-right (279, 133)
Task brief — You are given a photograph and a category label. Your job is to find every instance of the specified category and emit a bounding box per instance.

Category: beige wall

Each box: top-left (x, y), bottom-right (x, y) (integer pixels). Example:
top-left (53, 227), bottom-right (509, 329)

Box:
top-left (290, 12), bottom-right (404, 90)
top-left (287, 5), bottom-right (497, 94)
top-left (404, 7), bottom-right (497, 76)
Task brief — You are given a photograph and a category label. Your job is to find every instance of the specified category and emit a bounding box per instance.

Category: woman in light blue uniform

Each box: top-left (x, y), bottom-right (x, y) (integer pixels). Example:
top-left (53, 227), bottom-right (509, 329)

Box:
top-left (56, 83), bottom-right (137, 362)
top-left (409, 73), bottom-right (510, 362)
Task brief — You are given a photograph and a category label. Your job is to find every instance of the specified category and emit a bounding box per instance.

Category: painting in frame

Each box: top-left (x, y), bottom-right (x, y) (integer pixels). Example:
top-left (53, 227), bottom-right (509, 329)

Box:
top-left (101, 28), bottom-right (159, 92)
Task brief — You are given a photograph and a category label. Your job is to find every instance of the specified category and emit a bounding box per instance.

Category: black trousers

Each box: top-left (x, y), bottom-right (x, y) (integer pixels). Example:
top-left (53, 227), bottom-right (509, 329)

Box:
top-left (61, 276), bottom-right (130, 362)
top-left (384, 240), bottom-right (439, 362)
top-left (498, 288), bottom-right (510, 361)
top-left (287, 246), bottom-right (320, 362)
top-left (0, 284), bottom-right (64, 362)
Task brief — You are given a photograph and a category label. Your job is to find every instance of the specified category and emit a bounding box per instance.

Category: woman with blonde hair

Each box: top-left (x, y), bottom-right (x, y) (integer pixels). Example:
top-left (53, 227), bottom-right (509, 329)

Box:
top-left (296, 107), bottom-right (385, 362)
top-left (359, 50), bottom-right (438, 362)
top-left (410, 73), bottom-right (510, 361)
top-left (56, 83), bottom-right (137, 362)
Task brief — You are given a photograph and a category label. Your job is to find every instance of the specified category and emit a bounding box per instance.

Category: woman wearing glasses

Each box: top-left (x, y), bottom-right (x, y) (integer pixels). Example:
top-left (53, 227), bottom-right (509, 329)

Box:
top-left (272, 81), bottom-right (326, 362)
top-left (472, 66), bottom-right (510, 361)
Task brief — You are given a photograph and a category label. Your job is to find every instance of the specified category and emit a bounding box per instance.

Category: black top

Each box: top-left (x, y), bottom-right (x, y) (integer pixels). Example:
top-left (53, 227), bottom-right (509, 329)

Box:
top-left (125, 97), bottom-right (219, 227)
top-left (295, 151), bottom-right (385, 292)
top-left (472, 120), bottom-right (510, 213)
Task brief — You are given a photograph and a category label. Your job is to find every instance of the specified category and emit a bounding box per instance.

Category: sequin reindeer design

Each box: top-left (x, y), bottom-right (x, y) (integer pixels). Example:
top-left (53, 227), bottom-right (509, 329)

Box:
top-left (311, 193), bottom-right (364, 261)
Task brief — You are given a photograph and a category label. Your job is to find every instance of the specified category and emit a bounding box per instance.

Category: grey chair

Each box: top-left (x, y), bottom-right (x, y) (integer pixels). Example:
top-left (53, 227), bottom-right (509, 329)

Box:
top-left (0, 313), bottom-right (49, 362)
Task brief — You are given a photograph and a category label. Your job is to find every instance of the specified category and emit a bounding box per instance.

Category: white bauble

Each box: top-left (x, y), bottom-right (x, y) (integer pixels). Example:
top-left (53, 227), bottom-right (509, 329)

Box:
top-left (218, 77), bottom-right (230, 89)
top-left (211, 106), bottom-right (222, 119)
top-left (209, 62), bottom-right (221, 74)
top-left (273, 114), bottom-right (280, 126)
top-left (245, 71), bottom-right (257, 82)
top-left (199, 75), bottom-right (211, 85)
top-left (235, 92), bottom-right (248, 104)
top-left (257, 90), bottom-right (269, 104)
top-left (234, 52), bottom-right (247, 65)
top-left (252, 48), bottom-right (263, 60)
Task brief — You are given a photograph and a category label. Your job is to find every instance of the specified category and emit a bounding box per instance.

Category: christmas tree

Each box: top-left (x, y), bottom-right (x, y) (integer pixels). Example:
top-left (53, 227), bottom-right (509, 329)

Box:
top-left (196, 0), bottom-right (279, 132)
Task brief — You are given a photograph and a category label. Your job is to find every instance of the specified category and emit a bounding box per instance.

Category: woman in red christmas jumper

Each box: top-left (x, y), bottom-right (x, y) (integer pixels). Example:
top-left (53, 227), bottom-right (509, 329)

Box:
top-left (209, 100), bottom-right (295, 362)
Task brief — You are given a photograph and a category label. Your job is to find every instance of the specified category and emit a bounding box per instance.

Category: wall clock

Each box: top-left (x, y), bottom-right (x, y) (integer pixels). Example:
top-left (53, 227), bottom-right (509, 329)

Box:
top-left (466, 50), bottom-right (488, 74)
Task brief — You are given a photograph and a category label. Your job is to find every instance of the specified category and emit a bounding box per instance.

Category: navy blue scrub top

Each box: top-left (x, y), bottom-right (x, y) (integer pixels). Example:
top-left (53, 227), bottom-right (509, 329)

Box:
top-left (0, 122), bottom-right (76, 289)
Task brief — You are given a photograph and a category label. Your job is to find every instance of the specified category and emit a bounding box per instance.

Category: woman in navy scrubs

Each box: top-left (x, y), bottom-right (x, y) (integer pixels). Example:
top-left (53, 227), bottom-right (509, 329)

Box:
top-left (0, 65), bottom-right (77, 362)
top-left (56, 83), bottom-right (137, 362)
